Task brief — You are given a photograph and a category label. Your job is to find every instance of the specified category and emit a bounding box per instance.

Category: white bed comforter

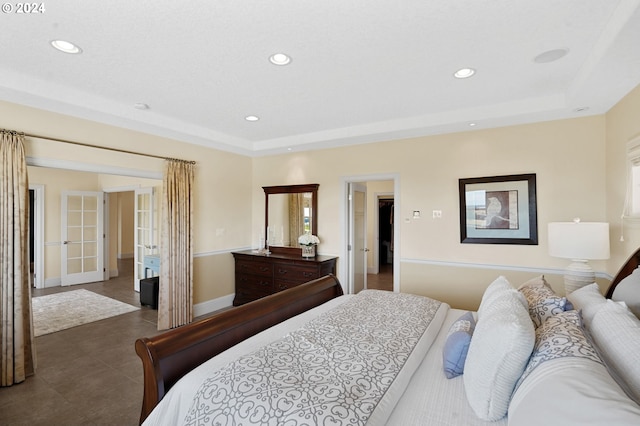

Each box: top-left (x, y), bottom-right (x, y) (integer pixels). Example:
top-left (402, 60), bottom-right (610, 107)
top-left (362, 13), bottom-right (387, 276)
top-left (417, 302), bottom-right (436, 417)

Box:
top-left (144, 290), bottom-right (448, 426)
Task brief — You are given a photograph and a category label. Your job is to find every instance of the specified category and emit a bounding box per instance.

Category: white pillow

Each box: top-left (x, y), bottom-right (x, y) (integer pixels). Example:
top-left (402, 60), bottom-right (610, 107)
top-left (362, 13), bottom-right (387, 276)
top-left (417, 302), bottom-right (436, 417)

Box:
top-left (509, 357), bottom-right (640, 425)
top-left (590, 299), bottom-right (640, 404)
top-left (463, 290), bottom-right (535, 421)
top-left (477, 276), bottom-right (527, 320)
top-left (566, 283), bottom-right (606, 327)
top-left (611, 267), bottom-right (640, 318)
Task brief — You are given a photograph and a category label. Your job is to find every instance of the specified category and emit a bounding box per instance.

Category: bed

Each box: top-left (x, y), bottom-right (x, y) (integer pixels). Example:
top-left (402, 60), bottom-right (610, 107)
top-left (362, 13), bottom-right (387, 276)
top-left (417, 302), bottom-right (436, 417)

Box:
top-left (135, 249), bottom-right (640, 425)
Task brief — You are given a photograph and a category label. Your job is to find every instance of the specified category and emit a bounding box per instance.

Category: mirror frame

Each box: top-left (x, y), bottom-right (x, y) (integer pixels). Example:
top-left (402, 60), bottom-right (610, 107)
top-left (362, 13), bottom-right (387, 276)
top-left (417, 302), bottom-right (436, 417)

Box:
top-left (263, 184), bottom-right (319, 255)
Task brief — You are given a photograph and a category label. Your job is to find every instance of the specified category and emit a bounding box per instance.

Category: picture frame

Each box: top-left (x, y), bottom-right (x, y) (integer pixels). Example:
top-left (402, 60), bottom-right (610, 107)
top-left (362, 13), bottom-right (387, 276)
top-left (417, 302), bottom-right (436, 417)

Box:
top-left (459, 173), bottom-right (538, 245)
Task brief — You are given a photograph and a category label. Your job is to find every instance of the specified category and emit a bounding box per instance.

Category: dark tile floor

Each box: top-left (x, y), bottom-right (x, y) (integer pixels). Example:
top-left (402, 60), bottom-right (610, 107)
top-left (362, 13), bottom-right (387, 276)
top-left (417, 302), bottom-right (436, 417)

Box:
top-left (0, 259), bottom-right (161, 426)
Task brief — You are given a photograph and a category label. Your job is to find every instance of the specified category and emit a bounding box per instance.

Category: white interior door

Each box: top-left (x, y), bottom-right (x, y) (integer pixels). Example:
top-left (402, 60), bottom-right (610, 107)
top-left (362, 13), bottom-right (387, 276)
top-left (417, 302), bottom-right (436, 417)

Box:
top-left (349, 183), bottom-right (367, 293)
top-left (134, 187), bottom-right (157, 292)
top-left (61, 191), bottom-right (104, 286)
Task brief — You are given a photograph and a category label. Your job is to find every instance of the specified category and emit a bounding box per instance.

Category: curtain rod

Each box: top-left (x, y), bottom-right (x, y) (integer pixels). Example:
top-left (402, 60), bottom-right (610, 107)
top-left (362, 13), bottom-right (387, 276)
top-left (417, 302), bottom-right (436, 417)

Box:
top-left (21, 131), bottom-right (196, 164)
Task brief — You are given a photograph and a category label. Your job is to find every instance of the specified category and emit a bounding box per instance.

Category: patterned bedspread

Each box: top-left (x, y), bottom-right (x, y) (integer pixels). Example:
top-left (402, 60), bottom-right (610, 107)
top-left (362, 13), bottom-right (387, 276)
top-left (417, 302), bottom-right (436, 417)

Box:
top-left (182, 290), bottom-right (442, 426)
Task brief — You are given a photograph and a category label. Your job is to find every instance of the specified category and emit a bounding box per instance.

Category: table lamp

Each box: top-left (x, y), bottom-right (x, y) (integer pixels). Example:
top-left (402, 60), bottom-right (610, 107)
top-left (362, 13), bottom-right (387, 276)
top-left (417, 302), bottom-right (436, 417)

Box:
top-left (548, 219), bottom-right (610, 294)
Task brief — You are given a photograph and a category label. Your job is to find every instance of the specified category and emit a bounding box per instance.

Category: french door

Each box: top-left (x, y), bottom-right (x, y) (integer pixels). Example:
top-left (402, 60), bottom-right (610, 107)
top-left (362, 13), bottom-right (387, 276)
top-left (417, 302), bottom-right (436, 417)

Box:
top-left (61, 191), bottom-right (104, 286)
top-left (134, 187), bottom-right (158, 292)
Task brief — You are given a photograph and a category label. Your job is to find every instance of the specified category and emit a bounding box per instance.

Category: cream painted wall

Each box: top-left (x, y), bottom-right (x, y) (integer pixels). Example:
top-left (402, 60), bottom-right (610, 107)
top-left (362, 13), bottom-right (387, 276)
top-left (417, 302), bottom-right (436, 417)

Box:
top-left (2, 101), bottom-right (252, 303)
top-left (117, 192), bottom-right (135, 258)
top-left (253, 116), bottom-right (608, 309)
top-left (27, 166), bottom-right (102, 284)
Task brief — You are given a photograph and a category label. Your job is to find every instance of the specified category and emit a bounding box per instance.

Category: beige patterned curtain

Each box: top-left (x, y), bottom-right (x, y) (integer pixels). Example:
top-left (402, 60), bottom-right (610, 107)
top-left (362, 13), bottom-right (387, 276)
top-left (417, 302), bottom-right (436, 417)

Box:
top-left (0, 130), bottom-right (36, 386)
top-left (288, 193), bottom-right (304, 247)
top-left (157, 160), bottom-right (194, 330)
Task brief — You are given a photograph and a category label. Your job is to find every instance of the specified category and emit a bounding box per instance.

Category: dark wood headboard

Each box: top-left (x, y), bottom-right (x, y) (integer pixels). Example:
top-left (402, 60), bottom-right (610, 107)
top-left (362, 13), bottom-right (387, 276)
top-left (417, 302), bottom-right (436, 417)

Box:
top-left (606, 247), bottom-right (640, 298)
top-left (135, 274), bottom-right (344, 424)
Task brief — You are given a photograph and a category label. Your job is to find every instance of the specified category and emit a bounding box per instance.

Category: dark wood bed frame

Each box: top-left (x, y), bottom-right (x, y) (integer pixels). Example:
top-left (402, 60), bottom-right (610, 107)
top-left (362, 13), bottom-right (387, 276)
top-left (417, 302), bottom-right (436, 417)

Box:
top-left (134, 248), bottom-right (640, 424)
top-left (134, 274), bottom-right (344, 424)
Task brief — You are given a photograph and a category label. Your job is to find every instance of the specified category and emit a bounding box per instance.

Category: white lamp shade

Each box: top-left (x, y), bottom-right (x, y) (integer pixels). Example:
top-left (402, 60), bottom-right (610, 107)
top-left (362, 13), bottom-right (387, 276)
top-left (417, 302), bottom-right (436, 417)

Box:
top-left (548, 222), bottom-right (610, 260)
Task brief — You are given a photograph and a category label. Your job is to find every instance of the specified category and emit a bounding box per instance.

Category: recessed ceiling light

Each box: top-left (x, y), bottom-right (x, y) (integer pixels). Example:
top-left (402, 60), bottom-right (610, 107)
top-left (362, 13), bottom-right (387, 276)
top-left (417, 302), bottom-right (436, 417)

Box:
top-left (245, 115), bottom-right (260, 122)
top-left (454, 68), bottom-right (475, 79)
top-left (50, 39), bottom-right (82, 54)
top-left (573, 106), bottom-right (590, 113)
top-left (269, 53), bottom-right (291, 66)
top-left (534, 48), bottom-right (569, 64)
top-left (469, 122), bottom-right (477, 127)
top-left (133, 103), bottom-right (149, 110)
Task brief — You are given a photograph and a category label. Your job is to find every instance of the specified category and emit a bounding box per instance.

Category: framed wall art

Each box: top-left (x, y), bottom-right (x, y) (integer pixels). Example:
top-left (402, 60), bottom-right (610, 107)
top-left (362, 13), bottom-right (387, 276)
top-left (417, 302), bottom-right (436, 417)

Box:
top-left (458, 173), bottom-right (538, 245)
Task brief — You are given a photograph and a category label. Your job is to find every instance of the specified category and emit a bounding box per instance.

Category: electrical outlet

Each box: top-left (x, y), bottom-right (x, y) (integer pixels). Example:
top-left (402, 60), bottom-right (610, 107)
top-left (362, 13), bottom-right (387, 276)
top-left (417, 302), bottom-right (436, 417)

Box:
top-left (432, 210), bottom-right (442, 219)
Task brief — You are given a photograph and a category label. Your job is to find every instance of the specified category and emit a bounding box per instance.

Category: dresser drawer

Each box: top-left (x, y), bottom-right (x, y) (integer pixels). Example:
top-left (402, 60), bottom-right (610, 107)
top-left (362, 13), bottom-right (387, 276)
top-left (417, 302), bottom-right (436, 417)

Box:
top-left (236, 274), bottom-right (273, 292)
top-left (274, 264), bottom-right (319, 283)
top-left (235, 259), bottom-right (273, 277)
top-left (233, 274), bottom-right (273, 306)
top-left (274, 278), bottom-right (304, 292)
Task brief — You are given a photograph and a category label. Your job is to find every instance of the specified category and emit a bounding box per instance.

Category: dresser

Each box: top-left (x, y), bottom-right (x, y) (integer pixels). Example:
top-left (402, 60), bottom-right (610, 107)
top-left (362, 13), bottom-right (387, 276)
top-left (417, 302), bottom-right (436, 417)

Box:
top-left (232, 250), bottom-right (338, 306)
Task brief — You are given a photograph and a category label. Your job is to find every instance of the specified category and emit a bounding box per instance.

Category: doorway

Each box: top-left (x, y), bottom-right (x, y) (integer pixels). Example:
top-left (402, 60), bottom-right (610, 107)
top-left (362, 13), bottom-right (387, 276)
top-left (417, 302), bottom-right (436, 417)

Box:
top-left (341, 174), bottom-right (400, 295)
top-left (373, 197), bottom-right (394, 290)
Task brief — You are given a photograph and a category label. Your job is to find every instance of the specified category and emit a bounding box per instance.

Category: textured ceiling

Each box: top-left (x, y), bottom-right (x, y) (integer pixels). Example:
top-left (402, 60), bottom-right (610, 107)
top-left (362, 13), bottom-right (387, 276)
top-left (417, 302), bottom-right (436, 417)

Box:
top-left (1, 0), bottom-right (640, 156)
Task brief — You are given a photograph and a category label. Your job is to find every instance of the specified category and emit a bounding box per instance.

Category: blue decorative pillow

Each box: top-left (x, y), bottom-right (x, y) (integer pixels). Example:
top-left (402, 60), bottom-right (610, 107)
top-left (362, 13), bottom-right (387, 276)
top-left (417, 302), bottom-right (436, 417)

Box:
top-left (443, 311), bottom-right (476, 378)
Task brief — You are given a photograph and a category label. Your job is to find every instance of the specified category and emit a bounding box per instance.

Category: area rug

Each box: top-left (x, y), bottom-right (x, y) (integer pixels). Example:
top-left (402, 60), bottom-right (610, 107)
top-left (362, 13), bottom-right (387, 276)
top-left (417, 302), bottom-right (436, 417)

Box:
top-left (32, 289), bottom-right (140, 337)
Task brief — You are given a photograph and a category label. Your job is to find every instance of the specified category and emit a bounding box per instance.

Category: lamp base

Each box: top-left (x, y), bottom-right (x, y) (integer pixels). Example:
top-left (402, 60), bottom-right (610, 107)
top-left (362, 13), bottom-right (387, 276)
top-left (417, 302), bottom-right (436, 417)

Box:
top-left (563, 260), bottom-right (595, 295)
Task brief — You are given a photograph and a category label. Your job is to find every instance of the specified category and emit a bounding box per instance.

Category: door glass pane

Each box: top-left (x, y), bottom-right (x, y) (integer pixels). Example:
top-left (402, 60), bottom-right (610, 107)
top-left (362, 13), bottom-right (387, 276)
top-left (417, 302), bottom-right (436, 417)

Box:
top-left (68, 196), bottom-right (82, 210)
top-left (68, 227), bottom-right (82, 241)
top-left (84, 196), bottom-right (97, 210)
top-left (138, 194), bottom-right (149, 209)
top-left (84, 242), bottom-right (97, 257)
top-left (138, 212), bottom-right (149, 228)
top-left (83, 227), bottom-right (97, 241)
top-left (83, 257), bottom-right (97, 272)
top-left (68, 243), bottom-right (82, 258)
top-left (83, 212), bottom-right (97, 226)
top-left (67, 258), bottom-right (82, 274)
top-left (67, 211), bottom-right (82, 226)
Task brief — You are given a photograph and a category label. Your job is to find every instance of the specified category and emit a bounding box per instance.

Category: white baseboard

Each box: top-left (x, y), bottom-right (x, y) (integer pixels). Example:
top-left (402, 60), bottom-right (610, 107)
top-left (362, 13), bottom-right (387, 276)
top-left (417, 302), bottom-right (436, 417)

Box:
top-left (193, 294), bottom-right (235, 318)
top-left (44, 277), bottom-right (61, 288)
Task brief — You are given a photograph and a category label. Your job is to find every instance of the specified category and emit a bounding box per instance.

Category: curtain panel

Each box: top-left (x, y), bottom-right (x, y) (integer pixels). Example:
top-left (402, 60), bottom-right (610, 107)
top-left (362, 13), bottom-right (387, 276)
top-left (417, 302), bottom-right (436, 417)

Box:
top-left (157, 160), bottom-right (194, 330)
top-left (0, 130), bottom-right (35, 386)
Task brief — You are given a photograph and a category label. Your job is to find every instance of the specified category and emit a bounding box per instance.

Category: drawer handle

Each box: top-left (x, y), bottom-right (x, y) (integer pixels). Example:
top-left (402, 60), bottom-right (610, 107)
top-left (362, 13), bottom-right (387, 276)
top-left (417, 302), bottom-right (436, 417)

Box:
top-left (303, 272), bottom-right (314, 277)
top-left (277, 269), bottom-right (288, 275)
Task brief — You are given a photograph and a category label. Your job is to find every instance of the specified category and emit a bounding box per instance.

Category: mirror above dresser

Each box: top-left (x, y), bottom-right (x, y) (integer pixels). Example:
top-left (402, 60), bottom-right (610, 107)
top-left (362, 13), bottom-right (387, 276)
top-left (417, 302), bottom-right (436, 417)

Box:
top-left (264, 183), bottom-right (318, 255)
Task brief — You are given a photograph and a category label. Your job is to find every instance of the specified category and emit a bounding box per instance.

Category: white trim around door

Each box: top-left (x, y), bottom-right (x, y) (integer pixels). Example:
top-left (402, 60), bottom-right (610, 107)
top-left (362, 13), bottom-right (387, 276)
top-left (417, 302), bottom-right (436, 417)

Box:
top-left (340, 173), bottom-right (400, 294)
